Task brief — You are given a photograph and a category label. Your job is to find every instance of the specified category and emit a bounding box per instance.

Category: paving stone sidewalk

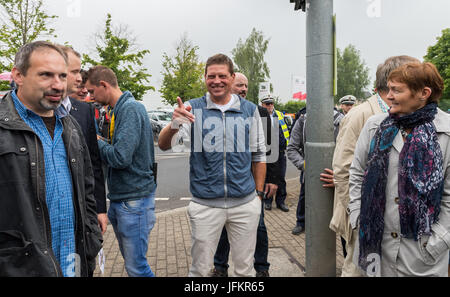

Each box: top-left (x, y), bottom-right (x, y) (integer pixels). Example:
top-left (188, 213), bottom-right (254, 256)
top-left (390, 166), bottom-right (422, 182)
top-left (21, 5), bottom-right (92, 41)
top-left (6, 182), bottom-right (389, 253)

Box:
top-left (94, 178), bottom-right (345, 277)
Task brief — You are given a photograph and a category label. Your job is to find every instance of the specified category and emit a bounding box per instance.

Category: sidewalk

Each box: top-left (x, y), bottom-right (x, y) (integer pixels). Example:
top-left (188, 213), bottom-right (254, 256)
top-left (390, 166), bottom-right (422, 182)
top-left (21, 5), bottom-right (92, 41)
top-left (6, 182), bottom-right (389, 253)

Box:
top-left (93, 178), bottom-right (345, 277)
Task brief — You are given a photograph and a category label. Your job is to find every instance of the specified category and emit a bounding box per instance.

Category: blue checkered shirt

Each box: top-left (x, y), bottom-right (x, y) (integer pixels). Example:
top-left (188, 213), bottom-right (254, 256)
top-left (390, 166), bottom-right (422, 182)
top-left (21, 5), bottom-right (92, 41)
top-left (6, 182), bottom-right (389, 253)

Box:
top-left (12, 91), bottom-right (76, 277)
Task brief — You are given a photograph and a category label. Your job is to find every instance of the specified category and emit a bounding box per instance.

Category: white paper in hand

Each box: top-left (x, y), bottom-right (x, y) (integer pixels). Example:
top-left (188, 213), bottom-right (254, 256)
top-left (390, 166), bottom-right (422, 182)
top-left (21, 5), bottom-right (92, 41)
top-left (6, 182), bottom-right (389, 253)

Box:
top-left (98, 248), bottom-right (105, 275)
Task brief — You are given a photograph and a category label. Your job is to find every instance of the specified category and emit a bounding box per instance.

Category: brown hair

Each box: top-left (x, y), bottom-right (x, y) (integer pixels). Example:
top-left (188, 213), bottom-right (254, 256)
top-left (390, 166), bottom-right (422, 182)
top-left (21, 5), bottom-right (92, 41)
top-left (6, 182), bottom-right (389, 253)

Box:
top-left (80, 69), bottom-right (88, 84)
top-left (205, 54), bottom-right (234, 76)
top-left (388, 62), bottom-right (444, 104)
top-left (14, 41), bottom-right (68, 75)
top-left (87, 65), bottom-right (118, 87)
top-left (57, 45), bottom-right (81, 59)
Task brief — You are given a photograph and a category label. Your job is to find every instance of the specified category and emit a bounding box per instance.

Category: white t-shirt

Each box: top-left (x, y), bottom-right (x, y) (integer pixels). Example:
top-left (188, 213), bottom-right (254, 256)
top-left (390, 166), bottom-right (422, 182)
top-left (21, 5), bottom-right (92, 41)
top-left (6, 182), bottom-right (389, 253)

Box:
top-left (209, 94), bottom-right (237, 113)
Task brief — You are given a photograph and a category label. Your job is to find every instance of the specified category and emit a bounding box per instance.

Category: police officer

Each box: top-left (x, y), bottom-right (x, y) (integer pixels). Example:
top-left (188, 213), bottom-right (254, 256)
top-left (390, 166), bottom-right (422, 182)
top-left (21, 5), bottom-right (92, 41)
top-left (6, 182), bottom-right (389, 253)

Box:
top-left (338, 95), bottom-right (356, 115)
top-left (261, 95), bottom-right (289, 212)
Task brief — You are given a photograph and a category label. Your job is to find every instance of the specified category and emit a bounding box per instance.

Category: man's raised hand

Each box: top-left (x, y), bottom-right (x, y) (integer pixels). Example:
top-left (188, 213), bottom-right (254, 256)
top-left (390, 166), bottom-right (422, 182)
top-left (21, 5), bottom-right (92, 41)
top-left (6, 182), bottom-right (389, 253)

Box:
top-left (171, 97), bottom-right (195, 130)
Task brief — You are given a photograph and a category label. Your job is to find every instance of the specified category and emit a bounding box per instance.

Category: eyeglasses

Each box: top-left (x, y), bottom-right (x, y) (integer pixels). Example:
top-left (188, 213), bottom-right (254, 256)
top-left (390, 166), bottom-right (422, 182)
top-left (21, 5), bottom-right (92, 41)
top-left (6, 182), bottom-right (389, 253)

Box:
top-left (263, 102), bottom-right (274, 105)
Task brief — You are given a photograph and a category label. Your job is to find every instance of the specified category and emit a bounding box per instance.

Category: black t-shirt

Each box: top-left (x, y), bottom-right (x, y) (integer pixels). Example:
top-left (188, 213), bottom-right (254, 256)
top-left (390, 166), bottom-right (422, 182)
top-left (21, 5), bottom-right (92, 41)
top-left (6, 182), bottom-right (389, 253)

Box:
top-left (41, 115), bottom-right (56, 139)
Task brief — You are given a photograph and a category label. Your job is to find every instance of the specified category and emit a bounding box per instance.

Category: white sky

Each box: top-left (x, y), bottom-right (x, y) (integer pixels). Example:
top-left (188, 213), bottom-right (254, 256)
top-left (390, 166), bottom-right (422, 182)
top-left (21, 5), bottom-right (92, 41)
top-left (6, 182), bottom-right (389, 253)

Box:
top-left (43, 0), bottom-right (450, 109)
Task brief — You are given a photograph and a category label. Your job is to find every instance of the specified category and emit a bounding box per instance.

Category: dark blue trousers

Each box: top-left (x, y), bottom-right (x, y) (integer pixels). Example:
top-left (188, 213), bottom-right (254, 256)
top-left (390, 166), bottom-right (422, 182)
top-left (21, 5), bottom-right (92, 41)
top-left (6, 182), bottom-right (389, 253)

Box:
top-left (213, 201), bottom-right (269, 273)
top-left (265, 152), bottom-right (287, 206)
top-left (296, 171), bottom-right (305, 228)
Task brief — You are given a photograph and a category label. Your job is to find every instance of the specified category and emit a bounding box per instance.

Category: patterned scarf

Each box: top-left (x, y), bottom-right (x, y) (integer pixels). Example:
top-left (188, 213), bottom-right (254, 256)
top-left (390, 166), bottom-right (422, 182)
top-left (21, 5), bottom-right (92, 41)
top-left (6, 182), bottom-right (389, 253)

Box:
top-left (358, 103), bottom-right (444, 271)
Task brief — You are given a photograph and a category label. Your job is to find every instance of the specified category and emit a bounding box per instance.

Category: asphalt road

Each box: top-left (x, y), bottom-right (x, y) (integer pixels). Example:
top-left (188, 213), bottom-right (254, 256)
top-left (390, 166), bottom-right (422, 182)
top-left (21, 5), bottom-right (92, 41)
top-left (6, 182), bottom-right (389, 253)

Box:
top-left (153, 145), bottom-right (300, 213)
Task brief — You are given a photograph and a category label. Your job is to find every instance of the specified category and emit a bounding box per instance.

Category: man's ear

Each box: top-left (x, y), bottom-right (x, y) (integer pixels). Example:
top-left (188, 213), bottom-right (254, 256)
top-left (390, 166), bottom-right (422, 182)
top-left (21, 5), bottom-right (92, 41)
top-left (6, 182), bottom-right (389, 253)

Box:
top-left (100, 80), bottom-right (109, 89)
top-left (11, 67), bottom-right (24, 86)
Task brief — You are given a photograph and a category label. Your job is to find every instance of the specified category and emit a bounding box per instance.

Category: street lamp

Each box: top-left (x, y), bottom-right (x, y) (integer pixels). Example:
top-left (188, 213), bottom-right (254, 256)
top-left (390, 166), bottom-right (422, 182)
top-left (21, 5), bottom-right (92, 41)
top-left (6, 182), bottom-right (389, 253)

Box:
top-left (289, 0), bottom-right (337, 277)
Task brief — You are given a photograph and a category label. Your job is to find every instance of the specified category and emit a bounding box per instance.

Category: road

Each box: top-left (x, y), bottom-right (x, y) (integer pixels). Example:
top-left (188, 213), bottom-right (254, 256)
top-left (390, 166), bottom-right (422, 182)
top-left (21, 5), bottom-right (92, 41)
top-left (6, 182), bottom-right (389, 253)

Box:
top-left (153, 145), bottom-right (300, 213)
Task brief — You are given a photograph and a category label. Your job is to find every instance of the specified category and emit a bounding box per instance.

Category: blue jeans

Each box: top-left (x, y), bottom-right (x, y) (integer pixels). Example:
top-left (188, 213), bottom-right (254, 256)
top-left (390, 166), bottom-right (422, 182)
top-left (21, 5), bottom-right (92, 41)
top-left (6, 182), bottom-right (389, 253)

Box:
top-left (265, 152), bottom-right (287, 206)
top-left (296, 171), bottom-right (305, 228)
top-left (108, 191), bottom-right (156, 277)
top-left (214, 200), bottom-right (269, 272)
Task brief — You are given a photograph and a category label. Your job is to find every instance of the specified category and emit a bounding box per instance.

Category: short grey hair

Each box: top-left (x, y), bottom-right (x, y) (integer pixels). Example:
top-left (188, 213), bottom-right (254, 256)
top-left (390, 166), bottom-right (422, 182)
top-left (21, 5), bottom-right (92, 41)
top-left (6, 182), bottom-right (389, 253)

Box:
top-left (14, 41), bottom-right (68, 75)
top-left (375, 55), bottom-right (420, 94)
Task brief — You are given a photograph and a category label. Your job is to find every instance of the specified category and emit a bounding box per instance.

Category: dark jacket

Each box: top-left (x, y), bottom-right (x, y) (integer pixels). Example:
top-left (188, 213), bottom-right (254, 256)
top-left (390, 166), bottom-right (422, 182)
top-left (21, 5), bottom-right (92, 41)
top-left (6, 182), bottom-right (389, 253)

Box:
top-left (258, 105), bottom-right (281, 185)
top-left (0, 92), bottom-right (102, 277)
top-left (287, 109), bottom-right (344, 171)
top-left (69, 98), bottom-right (106, 213)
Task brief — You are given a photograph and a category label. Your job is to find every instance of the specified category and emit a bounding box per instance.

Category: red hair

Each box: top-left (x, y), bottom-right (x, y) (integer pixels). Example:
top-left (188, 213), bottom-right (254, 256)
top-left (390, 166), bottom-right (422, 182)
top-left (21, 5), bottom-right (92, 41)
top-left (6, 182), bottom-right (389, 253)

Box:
top-left (388, 62), bottom-right (444, 104)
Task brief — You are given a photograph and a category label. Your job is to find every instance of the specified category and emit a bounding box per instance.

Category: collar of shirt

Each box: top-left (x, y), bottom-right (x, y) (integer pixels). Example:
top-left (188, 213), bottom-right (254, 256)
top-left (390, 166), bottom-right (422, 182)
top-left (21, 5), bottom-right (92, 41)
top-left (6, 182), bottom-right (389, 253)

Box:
top-left (11, 90), bottom-right (69, 120)
top-left (62, 96), bottom-right (72, 114)
top-left (11, 90), bottom-right (30, 120)
top-left (206, 92), bottom-right (240, 112)
top-left (376, 93), bottom-right (389, 113)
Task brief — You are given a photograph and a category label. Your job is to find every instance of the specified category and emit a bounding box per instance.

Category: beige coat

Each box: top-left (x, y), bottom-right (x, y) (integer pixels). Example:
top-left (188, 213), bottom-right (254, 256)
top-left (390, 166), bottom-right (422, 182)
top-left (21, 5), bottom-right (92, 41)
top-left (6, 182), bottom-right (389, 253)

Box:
top-left (330, 95), bottom-right (382, 242)
top-left (349, 109), bottom-right (450, 277)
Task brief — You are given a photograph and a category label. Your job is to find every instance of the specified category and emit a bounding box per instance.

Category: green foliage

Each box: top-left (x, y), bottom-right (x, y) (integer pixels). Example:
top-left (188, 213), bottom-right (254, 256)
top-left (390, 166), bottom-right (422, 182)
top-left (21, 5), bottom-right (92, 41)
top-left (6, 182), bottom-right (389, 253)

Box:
top-left (232, 28), bottom-right (271, 104)
top-left (0, 80), bottom-right (11, 91)
top-left (335, 45), bottom-right (370, 103)
top-left (83, 14), bottom-right (154, 101)
top-left (438, 98), bottom-right (450, 111)
top-left (0, 0), bottom-right (57, 72)
top-left (160, 33), bottom-right (206, 106)
top-left (424, 28), bottom-right (450, 109)
top-left (275, 100), bottom-right (306, 114)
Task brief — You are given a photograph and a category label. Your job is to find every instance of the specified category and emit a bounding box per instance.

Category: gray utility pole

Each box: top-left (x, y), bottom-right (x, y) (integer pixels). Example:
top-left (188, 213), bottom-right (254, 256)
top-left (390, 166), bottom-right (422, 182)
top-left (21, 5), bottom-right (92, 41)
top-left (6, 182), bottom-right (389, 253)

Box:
top-left (304, 0), bottom-right (337, 276)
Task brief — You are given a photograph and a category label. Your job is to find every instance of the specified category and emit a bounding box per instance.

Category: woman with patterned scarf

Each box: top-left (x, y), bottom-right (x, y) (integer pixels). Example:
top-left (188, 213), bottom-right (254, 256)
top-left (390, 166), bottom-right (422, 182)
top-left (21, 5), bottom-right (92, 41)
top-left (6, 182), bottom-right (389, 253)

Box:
top-left (348, 62), bottom-right (450, 277)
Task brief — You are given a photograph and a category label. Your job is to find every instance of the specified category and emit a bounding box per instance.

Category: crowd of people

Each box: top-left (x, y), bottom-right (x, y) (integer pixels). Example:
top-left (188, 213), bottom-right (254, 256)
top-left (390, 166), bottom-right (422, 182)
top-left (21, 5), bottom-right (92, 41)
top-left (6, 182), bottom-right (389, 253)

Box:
top-left (0, 40), bottom-right (449, 277)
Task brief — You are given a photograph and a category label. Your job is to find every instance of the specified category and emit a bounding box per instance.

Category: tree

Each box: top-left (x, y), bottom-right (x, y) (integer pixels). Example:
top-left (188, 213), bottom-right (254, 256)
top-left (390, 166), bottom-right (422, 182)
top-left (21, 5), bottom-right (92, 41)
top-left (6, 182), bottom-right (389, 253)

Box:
top-left (424, 28), bottom-right (450, 111)
top-left (232, 28), bottom-right (271, 104)
top-left (0, 0), bottom-right (57, 90)
top-left (335, 44), bottom-right (370, 103)
top-left (277, 100), bottom-right (306, 114)
top-left (83, 14), bottom-right (154, 101)
top-left (159, 33), bottom-right (206, 106)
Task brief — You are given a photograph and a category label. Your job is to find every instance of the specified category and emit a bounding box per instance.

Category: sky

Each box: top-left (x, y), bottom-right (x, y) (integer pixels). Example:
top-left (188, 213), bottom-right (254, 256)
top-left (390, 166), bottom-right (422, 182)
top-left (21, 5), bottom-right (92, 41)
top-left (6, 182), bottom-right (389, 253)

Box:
top-left (42, 0), bottom-right (450, 109)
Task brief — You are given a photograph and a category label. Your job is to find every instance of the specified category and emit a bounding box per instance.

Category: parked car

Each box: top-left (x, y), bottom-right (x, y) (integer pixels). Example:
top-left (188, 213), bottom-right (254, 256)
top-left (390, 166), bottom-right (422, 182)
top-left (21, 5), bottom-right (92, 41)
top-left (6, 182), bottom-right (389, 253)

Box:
top-left (148, 110), bottom-right (172, 128)
top-left (156, 108), bottom-right (174, 118)
top-left (148, 112), bottom-right (163, 143)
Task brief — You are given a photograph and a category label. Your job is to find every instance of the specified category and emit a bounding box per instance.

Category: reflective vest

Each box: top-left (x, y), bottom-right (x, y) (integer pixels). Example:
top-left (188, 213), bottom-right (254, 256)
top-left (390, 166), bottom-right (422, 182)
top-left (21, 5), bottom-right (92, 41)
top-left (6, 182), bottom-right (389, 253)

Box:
top-left (275, 110), bottom-right (290, 145)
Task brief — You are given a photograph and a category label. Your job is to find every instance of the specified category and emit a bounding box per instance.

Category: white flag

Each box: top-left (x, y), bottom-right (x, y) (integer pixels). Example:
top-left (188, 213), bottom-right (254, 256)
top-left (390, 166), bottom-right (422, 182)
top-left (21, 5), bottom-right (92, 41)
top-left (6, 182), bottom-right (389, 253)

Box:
top-left (258, 82), bottom-right (270, 100)
top-left (292, 75), bottom-right (307, 100)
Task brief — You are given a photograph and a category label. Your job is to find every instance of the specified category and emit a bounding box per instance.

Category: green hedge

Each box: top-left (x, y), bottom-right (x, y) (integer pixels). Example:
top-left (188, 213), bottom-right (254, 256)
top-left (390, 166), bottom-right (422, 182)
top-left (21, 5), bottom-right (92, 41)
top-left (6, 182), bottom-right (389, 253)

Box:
top-left (275, 100), bottom-right (306, 114)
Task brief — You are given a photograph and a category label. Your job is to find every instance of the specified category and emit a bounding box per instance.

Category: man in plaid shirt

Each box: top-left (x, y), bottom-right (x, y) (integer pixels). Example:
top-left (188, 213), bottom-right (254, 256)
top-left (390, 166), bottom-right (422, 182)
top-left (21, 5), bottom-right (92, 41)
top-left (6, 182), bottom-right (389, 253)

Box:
top-left (0, 41), bottom-right (102, 277)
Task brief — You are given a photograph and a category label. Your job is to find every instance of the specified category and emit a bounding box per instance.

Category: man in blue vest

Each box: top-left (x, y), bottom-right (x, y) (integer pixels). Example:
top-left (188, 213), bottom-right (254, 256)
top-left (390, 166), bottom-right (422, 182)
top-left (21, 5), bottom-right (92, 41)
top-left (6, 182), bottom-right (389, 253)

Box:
top-left (261, 95), bottom-right (290, 212)
top-left (210, 73), bottom-right (281, 277)
top-left (158, 54), bottom-right (266, 277)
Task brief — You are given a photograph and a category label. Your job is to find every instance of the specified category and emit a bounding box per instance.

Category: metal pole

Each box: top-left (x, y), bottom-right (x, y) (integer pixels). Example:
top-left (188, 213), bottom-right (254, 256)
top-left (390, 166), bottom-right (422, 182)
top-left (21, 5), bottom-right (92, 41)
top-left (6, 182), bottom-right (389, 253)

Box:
top-left (304, 0), bottom-right (336, 276)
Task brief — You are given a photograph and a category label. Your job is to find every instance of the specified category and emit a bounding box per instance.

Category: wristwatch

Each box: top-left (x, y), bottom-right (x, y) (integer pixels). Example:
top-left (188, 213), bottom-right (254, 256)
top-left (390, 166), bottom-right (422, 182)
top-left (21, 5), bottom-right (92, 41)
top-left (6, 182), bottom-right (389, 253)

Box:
top-left (256, 190), bottom-right (266, 200)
